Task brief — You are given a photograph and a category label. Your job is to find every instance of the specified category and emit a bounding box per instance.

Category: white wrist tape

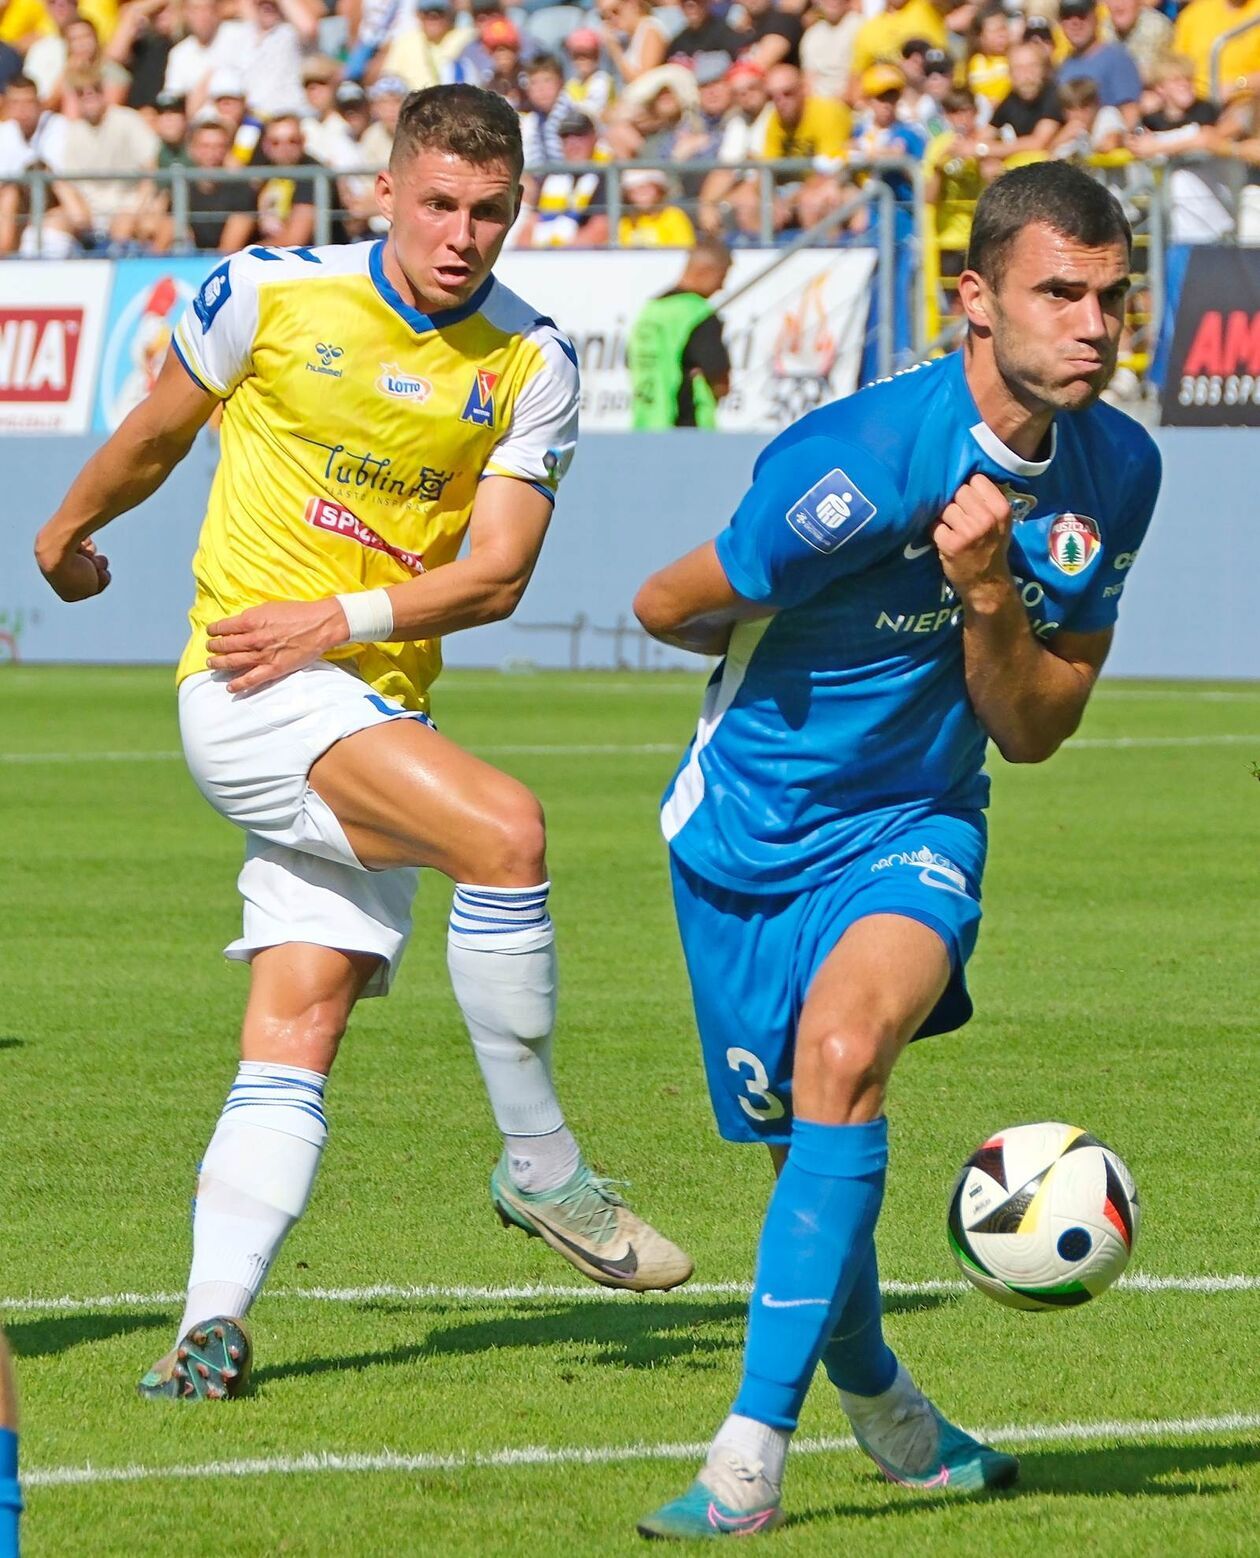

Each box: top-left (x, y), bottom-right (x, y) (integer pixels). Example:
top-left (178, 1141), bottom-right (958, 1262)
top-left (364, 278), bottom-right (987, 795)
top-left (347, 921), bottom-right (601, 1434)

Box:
top-left (335, 589), bottom-right (394, 644)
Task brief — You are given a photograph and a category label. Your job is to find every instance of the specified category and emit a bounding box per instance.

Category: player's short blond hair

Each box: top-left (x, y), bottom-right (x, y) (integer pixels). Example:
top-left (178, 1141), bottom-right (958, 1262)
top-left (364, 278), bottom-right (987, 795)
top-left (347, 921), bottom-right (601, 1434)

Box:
top-left (391, 84), bottom-right (524, 181)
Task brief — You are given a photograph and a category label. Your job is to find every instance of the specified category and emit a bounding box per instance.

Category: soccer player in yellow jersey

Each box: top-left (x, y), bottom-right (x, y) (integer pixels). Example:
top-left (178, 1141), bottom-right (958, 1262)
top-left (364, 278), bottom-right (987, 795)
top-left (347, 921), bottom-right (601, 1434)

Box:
top-left (35, 84), bottom-right (692, 1403)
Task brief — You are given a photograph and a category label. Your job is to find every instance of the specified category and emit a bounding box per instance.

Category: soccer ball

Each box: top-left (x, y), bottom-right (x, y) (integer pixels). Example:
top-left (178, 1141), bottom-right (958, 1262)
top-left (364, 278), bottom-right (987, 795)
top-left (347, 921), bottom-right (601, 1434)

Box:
top-left (947, 1122), bottom-right (1138, 1311)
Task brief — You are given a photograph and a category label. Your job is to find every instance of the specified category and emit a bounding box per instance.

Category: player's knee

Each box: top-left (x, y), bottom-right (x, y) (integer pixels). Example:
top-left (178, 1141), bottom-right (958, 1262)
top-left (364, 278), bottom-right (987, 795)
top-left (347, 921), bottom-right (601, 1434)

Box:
top-left (812, 1027), bottom-right (894, 1117)
top-left (472, 788), bottom-right (547, 885)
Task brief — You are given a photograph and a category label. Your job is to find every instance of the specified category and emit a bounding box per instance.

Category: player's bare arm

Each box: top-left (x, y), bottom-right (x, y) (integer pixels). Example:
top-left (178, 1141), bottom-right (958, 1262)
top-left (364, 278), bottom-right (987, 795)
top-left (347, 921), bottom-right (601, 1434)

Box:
top-left (205, 477), bottom-right (554, 693)
top-left (936, 471), bottom-right (1110, 763)
top-left (35, 351), bottom-right (217, 603)
top-left (634, 540), bottom-right (772, 656)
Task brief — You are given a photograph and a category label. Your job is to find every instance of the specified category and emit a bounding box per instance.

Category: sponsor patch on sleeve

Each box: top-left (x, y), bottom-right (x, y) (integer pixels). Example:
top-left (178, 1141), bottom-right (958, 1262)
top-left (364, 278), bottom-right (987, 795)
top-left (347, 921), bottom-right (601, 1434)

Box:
top-left (193, 262), bottom-right (232, 332)
top-left (785, 467), bottom-right (877, 554)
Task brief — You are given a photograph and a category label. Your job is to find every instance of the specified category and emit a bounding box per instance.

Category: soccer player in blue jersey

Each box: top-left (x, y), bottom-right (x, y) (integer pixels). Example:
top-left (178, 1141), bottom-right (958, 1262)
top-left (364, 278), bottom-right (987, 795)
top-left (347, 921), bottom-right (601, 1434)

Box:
top-left (633, 161), bottom-right (1160, 1538)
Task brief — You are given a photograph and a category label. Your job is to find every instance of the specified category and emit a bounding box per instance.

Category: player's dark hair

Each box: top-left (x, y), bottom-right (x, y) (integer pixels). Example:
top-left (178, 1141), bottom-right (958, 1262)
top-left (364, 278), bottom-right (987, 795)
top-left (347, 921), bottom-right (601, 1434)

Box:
top-left (391, 83), bottom-right (524, 180)
top-left (966, 163), bottom-right (1131, 287)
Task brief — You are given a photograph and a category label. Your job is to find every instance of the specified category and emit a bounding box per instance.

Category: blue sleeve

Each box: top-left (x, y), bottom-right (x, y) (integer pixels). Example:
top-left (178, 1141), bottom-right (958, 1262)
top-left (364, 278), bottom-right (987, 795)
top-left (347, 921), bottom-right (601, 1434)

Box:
top-left (1065, 435), bottom-right (1160, 633)
top-left (714, 433), bottom-right (908, 611)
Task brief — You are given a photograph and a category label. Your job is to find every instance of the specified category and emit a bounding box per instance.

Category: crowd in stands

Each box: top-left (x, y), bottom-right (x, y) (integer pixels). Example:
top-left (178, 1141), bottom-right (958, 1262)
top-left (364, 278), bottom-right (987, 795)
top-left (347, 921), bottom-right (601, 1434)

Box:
top-left (3, 0), bottom-right (1260, 255)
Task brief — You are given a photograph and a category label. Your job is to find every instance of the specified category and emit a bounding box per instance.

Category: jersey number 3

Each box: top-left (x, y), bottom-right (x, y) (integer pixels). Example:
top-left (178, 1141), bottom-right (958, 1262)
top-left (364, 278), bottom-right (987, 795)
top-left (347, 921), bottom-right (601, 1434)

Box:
top-left (726, 1046), bottom-right (786, 1123)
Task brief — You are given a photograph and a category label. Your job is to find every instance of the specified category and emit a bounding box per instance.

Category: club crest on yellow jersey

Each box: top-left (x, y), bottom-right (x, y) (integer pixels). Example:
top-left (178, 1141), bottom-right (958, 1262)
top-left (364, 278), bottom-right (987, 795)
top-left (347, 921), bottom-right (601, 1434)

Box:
top-left (461, 368), bottom-right (499, 427)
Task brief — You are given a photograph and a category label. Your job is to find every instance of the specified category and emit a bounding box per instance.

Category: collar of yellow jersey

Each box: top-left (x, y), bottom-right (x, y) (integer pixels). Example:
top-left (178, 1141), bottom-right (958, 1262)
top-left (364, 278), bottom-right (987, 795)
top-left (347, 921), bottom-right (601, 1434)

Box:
top-left (369, 239), bottom-right (495, 334)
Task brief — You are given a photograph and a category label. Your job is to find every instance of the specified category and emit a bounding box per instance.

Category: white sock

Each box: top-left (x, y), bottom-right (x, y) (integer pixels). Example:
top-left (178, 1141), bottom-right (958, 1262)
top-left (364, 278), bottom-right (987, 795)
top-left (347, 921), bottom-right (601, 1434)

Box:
top-left (700, 1414), bottom-right (790, 1508)
top-left (177, 1061), bottom-right (327, 1341)
top-left (505, 1124), bottom-right (582, 1194)
top-left (840, 1361), bottom-right (939, 1476)
top-left (448, 883), bottom-right (581, 1188)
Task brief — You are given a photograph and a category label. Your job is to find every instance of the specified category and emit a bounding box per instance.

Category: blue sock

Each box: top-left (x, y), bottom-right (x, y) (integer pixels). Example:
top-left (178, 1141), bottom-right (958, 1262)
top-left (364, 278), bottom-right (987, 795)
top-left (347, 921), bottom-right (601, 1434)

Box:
top-left (0, 1427), bottom-right (20, 1558)
top-left (819, 1241), bottom-right (898, 1397)
top-left (732, 1116), bottom-right (889, 1431)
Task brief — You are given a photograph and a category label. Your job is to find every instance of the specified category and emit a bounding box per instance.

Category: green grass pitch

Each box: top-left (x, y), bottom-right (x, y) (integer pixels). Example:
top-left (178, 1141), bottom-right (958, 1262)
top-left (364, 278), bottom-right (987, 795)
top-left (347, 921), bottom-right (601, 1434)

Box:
top-left (1, 665), bottom-right (1258, 1556)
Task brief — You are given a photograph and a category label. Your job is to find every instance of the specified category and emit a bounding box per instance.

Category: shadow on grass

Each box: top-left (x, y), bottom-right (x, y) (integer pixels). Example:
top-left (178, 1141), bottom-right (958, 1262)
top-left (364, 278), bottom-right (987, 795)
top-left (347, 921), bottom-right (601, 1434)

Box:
top-left (5, 1310), bottom-right (170, 1359)
top-left (0, 1038), bottom-right (24, 1050)
top-left (789, 1438), bottom-right (1260, 1528)
top-left (251, 1291), bottom-right (956, 1388)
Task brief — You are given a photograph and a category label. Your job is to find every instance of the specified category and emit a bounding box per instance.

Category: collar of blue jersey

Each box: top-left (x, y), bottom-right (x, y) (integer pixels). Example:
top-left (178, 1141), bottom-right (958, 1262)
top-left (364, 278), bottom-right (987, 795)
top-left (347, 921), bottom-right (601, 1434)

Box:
top-left (369, 239), bottom-right (495, 334)
top-left (948, 346), bottom-right (1058, 477)
top-left (968, 416), bottom-right (1057, 477)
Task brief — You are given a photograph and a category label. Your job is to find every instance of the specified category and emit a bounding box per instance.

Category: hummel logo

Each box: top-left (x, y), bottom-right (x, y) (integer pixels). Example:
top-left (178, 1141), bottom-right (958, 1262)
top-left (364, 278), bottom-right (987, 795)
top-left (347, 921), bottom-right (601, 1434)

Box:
top-left (903, 539), bottom-right (934, 560)
top-left (760, 1294), bottom-right (830, 1309)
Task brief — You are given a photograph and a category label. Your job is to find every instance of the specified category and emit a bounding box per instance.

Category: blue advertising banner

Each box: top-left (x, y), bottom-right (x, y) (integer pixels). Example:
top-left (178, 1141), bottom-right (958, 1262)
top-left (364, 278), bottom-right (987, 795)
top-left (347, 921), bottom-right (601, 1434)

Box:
top-left (91, 257), bottom-right (215, 433)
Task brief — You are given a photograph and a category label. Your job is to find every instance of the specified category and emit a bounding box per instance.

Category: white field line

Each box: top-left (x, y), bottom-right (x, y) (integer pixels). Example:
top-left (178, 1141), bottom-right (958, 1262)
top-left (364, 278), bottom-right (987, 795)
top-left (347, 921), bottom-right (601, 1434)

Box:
top-left (2, 1271), bottom-right (1256, 1317)
top-left (23, 1412), bottom-right (1260, 1491)
top-left (3, 734), bottom-right (1259, 766)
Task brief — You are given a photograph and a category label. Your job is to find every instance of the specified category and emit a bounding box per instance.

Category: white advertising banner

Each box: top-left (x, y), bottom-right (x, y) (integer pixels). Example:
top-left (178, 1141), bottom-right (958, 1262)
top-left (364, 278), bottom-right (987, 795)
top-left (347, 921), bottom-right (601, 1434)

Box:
top-left (0, 260), bottom-right (112, 432)
top-left (496, 248), bottom-right (876, 432)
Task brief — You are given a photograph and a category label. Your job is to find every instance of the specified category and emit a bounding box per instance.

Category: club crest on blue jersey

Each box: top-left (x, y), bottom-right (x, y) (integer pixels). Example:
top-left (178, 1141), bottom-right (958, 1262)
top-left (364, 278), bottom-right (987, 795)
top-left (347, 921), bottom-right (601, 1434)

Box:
top-left (460, 368), bottom-right (499, 427)
top-left (786, 467), bottom-right (877, 554)
top-left (1048, 512), bottom-right (1102, 575)
top-left (999, 484), bottom-right (1037, 524)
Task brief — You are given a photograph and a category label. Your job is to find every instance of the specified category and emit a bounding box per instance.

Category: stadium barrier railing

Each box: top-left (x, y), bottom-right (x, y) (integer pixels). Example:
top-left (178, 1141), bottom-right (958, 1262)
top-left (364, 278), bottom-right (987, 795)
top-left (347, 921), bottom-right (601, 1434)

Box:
top-left (8, 152), bottom-right (1252, 392)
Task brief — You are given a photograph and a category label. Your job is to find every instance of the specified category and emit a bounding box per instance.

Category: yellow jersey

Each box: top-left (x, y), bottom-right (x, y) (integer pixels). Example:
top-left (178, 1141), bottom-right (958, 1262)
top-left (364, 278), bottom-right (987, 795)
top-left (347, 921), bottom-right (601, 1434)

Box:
top-left (851, 0), bottom-right (947, 75)
top-left (761, 97), bottom-right (851, 161)
top-left (172, 240), bottom-right (579, 711)
top-left (617, 206), bottom-right (697, 247)
top-left (1173, 0), bottom-right (1260, 99)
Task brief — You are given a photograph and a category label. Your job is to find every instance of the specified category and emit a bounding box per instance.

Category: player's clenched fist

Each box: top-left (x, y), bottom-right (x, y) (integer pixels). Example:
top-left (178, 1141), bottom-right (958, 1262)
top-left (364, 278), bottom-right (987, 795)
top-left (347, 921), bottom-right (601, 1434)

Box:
top-left (36, 537), bottom-right (112, 602)
top-left (931, 473), bottom-right (1014, 603)
top-left (206, 598), bottom-right (346, 694)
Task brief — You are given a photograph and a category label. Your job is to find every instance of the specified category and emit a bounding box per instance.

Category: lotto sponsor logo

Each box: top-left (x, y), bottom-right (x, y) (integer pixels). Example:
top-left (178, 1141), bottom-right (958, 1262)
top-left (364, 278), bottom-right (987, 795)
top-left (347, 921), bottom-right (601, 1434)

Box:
top-left (1048, 512), bottom-right (1101, 576)
top-left (377, 363), bottom-right (432, 402)
top-left (786, 466), bottom-right (876, 554)
top-left (303, 497), bottom-right (426, 573)
top-left (0, 308), bottom-right (82, 402)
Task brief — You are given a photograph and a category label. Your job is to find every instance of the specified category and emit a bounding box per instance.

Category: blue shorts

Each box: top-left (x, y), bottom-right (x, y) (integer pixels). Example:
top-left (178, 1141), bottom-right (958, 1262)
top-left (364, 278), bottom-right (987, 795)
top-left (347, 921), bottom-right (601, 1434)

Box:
top-left (670, 811), bottom-right (987, 1145)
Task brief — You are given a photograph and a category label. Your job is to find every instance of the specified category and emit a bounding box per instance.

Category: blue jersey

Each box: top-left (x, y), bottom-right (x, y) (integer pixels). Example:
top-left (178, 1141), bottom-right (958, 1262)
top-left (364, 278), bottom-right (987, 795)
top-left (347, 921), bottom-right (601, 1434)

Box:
top-left (662, 348), bottom-right (1161, 893)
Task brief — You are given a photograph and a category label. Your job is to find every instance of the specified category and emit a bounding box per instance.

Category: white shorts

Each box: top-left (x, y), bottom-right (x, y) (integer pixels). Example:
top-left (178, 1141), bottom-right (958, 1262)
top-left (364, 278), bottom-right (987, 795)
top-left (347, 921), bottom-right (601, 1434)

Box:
top-left (178, 661), bottom-right (433, 998)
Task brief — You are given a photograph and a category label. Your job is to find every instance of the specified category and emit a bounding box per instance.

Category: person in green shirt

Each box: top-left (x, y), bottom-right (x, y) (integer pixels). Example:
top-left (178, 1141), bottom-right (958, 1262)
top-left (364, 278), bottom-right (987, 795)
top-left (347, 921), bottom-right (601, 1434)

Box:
top-left (628, 237), bottom-right (732, 429)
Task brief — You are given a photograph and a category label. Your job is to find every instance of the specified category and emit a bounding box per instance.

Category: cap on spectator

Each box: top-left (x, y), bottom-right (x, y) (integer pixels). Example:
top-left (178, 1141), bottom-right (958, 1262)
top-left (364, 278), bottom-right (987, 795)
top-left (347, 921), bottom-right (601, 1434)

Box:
top-left (417, 0), bottom-right (451, 11)
top-left (556, 106), bottom-right (596, 136)
top-left (1023, 15), bottom-right (1053, 39)
top-left (922, 47), bottom-right (952, 75)
top-left (301, 54), bottom-right (338, 83)
top-left (336, 80), bottom-right (368, 107)
top-left (1058, 0), bottom-right (1095, 18)
top-left (727, 57), bottom-right (765, 83)
top-left (369, 75), bottom-right (409, 99)
top-left (900, 36), bottom-right (932, 59)
top-left (566, 26), bottom-right (601, 55)
top-left (154, 89), bottom-right (186, 113)
top-left (482, 16), bottom-right (520, 47)
top-left (208, 68), bottom-right (246, 100)
top-left (471, 0), bottom-right (503, 13)
top-left (693, 50), bottom-right (733, 86)
top-left (860, 63), bottom-right (905, 98)
top-left (622, 167), bottom-right (671, 191)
